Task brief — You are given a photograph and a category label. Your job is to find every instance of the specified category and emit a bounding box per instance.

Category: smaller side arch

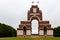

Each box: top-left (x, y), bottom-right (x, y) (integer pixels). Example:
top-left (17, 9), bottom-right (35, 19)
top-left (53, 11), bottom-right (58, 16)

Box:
top-left (44, 26), bottom-right (47, 36)
top-left (23, 26), bottom-right (26, 35)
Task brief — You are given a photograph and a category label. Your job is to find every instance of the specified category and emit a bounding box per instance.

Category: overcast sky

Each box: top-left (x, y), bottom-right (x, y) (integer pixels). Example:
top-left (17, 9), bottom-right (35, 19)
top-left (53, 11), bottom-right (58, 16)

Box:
top-left (0, 0), bottom-right (60, 32)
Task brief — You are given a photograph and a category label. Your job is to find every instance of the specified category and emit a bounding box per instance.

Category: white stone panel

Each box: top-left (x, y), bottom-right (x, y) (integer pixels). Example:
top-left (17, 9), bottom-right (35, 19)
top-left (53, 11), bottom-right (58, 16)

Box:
top-left (26, 30), bottom-right (31, 35)
top-left (47, 30), bottom-right (53, 35)
top-left (17, 30), bottom-right (23, 35)
top-left (39, 30), bottom-right (44, 35)
top-left (33, 8), bottom-right (36, 12)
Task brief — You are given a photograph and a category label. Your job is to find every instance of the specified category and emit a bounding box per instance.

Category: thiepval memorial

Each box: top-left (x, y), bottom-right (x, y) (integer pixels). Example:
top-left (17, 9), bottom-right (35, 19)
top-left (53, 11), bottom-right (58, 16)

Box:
top-left (17, 2), bottom-right (53, 37)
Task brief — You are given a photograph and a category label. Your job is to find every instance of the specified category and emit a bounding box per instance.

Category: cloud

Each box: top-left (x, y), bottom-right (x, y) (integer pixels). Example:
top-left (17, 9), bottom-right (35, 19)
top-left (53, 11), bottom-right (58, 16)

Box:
top-left (0, 0), bottom-right (60, 31)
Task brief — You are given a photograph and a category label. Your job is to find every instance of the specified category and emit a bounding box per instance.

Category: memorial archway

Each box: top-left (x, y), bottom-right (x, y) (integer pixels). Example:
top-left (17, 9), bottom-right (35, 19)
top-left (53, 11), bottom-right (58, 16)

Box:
top-left (17, 5), bottom-right (53, 37)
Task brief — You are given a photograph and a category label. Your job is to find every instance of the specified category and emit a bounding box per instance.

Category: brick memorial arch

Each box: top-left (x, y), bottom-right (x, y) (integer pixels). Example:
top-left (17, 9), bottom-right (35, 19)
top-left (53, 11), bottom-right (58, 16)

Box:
top-left (17, 5), bottom-right (53, 37)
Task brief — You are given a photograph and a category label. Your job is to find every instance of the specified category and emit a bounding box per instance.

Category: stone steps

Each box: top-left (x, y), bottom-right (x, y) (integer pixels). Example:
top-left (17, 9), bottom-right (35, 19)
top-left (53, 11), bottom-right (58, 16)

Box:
top-left (31, 34), bottom-right (39, 37)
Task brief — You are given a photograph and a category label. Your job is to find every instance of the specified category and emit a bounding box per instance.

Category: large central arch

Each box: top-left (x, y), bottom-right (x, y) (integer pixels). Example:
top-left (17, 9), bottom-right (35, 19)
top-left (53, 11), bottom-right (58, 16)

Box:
top-left (30, 16), bottom-right (40, 34)
top-left (31, 19), bottom-right (38, 34)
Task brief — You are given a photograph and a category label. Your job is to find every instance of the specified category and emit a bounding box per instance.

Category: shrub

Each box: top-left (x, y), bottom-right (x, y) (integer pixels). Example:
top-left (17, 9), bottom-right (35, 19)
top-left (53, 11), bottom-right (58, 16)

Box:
top-left (0, 23), bottom-right (16, 37)
top-left (54, 26), bottom-right (60, 37)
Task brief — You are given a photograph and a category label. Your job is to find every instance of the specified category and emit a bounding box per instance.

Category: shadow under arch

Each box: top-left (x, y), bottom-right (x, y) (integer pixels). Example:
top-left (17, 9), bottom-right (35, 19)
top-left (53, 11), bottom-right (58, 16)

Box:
top-left (44, 26), bottom-right (47, 36)
top-left (23, 26), bottom-right (26, 35)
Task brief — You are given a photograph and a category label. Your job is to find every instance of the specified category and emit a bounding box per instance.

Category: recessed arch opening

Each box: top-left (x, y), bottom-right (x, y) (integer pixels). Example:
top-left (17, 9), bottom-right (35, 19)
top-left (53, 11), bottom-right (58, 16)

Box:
top-left (44, 26), bottom-right (47, 36)
top-left (23, 26), bottom-right (26, 35)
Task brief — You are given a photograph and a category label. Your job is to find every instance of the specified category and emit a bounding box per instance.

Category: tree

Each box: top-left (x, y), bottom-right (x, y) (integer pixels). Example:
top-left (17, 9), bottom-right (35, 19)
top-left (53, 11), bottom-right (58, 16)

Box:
top-left (0, 23), bottom-right (17, 37)
top-left (53, 26), bottom-right (60, 37)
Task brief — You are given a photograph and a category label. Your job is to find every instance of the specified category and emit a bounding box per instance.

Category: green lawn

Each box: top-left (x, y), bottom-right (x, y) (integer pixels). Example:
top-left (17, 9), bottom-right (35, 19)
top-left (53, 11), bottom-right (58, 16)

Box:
top-left (0, 37), bottom-right (60, 40)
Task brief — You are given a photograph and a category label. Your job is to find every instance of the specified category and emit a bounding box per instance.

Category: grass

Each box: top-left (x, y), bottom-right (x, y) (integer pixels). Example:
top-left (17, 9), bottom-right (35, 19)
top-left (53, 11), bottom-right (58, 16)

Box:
top-left (0, 37), bottom-right (60, 40)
